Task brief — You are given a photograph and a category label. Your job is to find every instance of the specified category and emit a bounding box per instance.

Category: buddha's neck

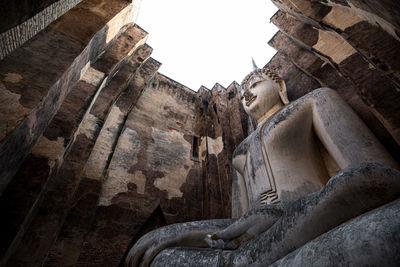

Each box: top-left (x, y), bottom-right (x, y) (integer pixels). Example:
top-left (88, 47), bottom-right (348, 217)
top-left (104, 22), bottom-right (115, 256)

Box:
top-left (256, 103), bottom-right (284, 126)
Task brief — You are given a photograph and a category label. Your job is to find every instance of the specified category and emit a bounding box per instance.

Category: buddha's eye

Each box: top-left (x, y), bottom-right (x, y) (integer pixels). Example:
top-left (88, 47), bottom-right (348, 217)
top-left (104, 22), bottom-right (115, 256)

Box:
top-left (248, 76), bottom-right (263, 89)
top-left (249, 81), bottom-right (260, 89)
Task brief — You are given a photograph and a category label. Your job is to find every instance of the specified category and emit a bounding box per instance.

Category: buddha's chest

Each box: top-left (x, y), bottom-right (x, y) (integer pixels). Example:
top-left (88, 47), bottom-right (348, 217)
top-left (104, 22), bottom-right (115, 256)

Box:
top-left (235, 105), bottom-right (327, 208)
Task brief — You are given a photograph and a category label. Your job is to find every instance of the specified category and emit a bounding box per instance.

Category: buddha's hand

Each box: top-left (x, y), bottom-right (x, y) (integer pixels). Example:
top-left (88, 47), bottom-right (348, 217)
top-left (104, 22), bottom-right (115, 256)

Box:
top-left (204, 203), bottom-right (286, 250)
top-left (125, 219), bottom-right (233, 267)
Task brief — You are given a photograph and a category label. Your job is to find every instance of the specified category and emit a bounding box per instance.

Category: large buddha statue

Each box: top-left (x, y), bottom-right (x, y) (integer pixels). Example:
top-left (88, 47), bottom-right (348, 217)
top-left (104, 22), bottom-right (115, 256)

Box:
top-left (125, 67), bottom-right (400, 267)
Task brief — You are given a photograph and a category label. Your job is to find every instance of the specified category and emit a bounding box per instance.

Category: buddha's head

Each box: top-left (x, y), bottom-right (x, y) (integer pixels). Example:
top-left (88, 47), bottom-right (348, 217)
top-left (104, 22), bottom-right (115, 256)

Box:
top-left (240, 68), bottom-right (288, 122)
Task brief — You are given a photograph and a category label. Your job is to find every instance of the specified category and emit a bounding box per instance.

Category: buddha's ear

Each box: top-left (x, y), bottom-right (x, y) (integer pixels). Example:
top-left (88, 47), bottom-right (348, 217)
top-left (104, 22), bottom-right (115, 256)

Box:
top-left (278, 80), bottom-right (289, 105)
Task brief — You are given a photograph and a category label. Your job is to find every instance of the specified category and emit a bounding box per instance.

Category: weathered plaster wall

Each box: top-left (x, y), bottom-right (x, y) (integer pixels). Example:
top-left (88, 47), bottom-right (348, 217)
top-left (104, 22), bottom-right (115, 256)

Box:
top-left (44, 55), bottom-right (160, 267)
top-left (0, 1), bottom-right (148, 265)
top-left (0, 0), bottom-right (140, 196)
top-left (44, 72), bottom-right (249, 266)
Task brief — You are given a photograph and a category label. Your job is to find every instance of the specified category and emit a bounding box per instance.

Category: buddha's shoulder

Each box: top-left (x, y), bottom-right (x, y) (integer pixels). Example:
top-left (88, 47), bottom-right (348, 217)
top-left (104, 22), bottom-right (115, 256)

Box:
top-left (296, 87), bottom-right (340, 106)
top-left (233, 130), bottom-right (258, 158)
top-left (267, 88), bottom-right (339, 127)
top-left (288, 87), bottom-right (339, 107)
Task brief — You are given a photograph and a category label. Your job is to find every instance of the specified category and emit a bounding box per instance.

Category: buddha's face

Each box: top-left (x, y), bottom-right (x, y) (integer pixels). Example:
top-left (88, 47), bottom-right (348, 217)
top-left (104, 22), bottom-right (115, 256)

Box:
top-left (239, 73), bottom-right (281, 121)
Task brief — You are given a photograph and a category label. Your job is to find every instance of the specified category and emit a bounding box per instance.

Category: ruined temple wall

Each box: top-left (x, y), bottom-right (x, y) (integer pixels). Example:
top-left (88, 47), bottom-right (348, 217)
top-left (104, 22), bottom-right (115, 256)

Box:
top-left (0, 1), bottom-right (151, 265)
top-left (45, 73), bottom-right (202, 266)
top-left (0, 0), bottom-right (141, 196)
top-left (97, 72), bottom-right (203, 224)
top-left (43, 73), bottom-right (248, 266)
top-left (0, 7), bottom-right (248, 262)
top-left (197, 82), bottom-right (249, 219)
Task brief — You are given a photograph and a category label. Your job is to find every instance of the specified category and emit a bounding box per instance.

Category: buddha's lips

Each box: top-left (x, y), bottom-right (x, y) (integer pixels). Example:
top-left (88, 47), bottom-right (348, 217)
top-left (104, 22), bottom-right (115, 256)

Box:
top-left (245, 94), bottom-right (257, 107)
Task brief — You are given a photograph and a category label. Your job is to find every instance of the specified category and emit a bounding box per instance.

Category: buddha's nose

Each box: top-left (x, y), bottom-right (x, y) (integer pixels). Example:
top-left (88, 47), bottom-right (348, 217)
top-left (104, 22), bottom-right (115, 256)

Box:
top-left (243, 90), bottom-right (252, 99)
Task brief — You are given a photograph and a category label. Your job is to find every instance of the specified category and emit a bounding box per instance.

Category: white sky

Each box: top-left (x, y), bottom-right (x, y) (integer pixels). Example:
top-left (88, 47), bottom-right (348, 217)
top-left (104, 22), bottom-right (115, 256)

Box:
top-left (136, 0), bottom-right (278, 91)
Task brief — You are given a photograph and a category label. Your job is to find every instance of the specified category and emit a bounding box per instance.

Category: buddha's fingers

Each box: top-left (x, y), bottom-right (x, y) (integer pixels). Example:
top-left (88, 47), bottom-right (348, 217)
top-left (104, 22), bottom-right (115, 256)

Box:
top-left (246, 208), bottom-right (285, 236)
top-left (128, 219), bottom-right (233, 267)
top-left (139, 230), bottom-right (213, 267)
top-left (221, 232), bottom-right (255, 250)
top-left (210, 218), bottom-right (249, 241)
top-left (213, 204), bottom-right (286, 242)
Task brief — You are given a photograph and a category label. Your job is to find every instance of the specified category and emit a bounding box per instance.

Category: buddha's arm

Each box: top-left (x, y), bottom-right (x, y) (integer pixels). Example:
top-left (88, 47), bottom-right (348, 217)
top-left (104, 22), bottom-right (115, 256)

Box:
top-left (125, 219), bottom-right (233, 267)
top-left (310, 88), bottom-right (398, 169)
top-left (205, 203), bottom-right (286, 250)
top-left (232, 166), bottom-right (249, 218)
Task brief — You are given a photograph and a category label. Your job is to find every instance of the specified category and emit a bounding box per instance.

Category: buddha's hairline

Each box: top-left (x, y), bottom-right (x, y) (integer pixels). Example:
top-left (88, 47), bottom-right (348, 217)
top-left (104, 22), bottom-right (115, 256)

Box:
top-left (240, 68), bottom-right (283, 91)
